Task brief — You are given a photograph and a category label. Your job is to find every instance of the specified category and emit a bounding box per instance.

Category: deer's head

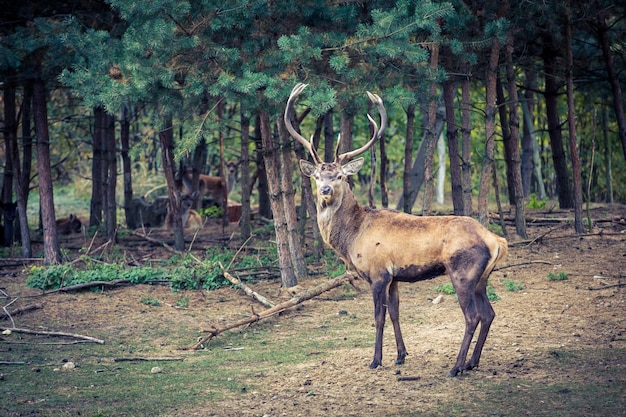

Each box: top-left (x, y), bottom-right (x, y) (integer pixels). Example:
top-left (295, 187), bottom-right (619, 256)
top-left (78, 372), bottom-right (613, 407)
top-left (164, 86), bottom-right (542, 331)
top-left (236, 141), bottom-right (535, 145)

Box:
top-left (284, 83), bottom-right (387, 206)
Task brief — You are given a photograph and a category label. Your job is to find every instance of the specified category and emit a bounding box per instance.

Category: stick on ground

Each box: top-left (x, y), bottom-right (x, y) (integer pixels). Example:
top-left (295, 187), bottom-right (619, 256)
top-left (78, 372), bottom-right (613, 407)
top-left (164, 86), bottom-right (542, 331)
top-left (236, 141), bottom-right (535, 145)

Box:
top-left (191, 273), bottom-right (354, 350)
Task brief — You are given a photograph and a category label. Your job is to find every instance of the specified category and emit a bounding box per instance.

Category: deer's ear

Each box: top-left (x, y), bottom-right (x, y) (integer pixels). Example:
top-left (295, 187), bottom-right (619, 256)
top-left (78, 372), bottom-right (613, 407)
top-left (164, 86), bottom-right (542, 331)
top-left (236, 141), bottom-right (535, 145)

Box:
top-left (342, 158), bottom-right (364, 176)
top-left (300, 160), bottom-right (317, 177)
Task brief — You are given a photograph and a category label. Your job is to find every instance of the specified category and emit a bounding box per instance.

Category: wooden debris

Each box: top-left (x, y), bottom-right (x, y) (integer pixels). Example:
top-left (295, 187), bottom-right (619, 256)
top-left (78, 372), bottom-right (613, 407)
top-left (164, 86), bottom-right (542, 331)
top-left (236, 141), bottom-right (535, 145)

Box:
top-left (0, 326), bottom-right (104, 344)
top-left (113, 357), bottom-right (184, 362)
top-left (191, 273), bottom-right (355, 350)
top-left (0, 304), bottom-right (42, 320)
top-left (222, 271), bottom-right (275, 308)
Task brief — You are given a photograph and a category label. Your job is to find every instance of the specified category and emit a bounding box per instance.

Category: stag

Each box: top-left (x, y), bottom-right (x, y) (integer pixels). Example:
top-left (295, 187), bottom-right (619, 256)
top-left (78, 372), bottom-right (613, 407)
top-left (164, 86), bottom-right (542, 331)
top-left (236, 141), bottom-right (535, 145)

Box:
top-left (285, 83), bottom-right (508, 377)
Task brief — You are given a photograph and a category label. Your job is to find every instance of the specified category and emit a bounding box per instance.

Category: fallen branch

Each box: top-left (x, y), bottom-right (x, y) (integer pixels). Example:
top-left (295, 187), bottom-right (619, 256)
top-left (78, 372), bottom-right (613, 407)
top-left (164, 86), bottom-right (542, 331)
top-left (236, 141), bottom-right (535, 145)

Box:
top-left (131, 230), bottom-right (180, 254)
top-left (494, 260), bottom-right (552, 271)
top-left (40, 279), bottom-right (131, 295)
top-left (222, 270), bottom-right (275, 308)
top-left (0, 304), bottom-right (42, 320)
top-left (0, 326), bottom-right (104, 344)
top-left (113, 357), bottom-right (184, 362)
top-left (588, 282), bottom-right (626, 291)
top-left (191, 273), bottom-right (355, 350)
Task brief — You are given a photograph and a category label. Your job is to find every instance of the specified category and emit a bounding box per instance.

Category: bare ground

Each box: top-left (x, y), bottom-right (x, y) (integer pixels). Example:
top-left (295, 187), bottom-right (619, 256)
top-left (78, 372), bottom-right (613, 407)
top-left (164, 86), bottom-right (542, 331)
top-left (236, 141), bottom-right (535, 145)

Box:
top-left (1, 205), bottom-right (625, 416)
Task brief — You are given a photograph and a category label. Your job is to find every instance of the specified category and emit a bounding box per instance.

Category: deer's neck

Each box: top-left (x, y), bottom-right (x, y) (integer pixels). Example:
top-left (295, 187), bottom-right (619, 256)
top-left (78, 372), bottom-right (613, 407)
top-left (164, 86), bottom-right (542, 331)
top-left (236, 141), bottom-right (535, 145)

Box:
top-left (317, 184), bottom-right (365, 258)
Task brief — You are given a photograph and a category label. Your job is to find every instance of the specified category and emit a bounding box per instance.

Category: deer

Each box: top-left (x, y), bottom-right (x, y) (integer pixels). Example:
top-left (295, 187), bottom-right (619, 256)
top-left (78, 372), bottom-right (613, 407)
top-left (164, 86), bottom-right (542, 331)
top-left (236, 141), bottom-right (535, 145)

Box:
top-left (164, 191), bottom-right (203, 230)
top-left (180, 161), bottom-right (238, 209)
top-left (56, 214), bottom-right (83, 235)
top-left (284, 83), bottom-right (508, 377)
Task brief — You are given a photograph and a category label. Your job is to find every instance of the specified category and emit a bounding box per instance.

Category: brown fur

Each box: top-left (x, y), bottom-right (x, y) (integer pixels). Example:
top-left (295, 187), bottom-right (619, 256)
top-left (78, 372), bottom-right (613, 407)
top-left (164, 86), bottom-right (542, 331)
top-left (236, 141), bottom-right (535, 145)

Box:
top-left (180, 162), bottom-right (238, 207)
top-left (164, 191), bottom-right (203, 231)
top-left (56, 214), bottom-right (83, 235)
top-left (287, 84), bottom-right (508, 377)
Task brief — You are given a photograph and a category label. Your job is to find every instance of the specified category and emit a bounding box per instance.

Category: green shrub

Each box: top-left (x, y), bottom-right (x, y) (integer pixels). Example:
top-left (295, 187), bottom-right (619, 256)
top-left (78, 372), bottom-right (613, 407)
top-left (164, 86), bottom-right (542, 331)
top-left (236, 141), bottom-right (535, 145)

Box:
top-left (502, 279), bottom-right (524, 291)
top-left (433, 283), bottom-right (456, 295)
top-left (548, 272), bottom-right (569, 281)
top-left (526, 193), bottom-right (546, 209)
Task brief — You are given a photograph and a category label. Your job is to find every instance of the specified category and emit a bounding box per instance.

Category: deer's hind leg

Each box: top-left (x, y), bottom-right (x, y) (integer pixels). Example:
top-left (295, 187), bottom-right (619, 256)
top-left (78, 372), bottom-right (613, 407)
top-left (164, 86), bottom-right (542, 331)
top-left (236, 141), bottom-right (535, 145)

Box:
top-left (446, 245), bottom-right (491, 377)
top-left (387, 280), bottom-right (407, 365)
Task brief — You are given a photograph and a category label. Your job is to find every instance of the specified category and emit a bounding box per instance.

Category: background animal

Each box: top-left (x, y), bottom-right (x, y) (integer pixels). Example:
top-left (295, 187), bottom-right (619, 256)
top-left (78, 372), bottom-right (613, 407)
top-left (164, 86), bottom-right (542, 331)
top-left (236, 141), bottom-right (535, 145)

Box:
top-left (285, 83), bottom-right (508, 377)
top-left (165, 191), bottom-right (203, 230)
top-left (128, 197), bottom-right (169, 229)
top-left (56, 214), bottom-right (83, 235)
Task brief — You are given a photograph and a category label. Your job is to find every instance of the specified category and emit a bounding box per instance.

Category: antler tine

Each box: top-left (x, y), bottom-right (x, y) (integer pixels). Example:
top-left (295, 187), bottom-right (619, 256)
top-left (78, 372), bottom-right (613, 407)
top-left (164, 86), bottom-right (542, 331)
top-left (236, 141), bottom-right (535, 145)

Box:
top-left (284, 83), bottom-right (323, 165)
top-left (336, 91), bottom-right (387, 165)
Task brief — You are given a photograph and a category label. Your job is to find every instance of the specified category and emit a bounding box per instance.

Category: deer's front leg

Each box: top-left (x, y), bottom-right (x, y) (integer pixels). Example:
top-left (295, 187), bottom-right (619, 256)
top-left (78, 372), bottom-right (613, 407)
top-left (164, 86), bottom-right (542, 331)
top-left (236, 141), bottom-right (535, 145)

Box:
top-left (369, 274), bottom-right (392, 369)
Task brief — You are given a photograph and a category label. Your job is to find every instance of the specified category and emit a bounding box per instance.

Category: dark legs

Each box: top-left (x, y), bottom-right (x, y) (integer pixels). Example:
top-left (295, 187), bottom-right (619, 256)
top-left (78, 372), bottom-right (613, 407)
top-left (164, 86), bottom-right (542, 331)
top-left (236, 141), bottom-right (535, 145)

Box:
top-left (448, 272), bottom-right (495, 377)
top-left (369, 274), bottom-right (408, 369)
top-left (388, 281), bottom-right (407, 365)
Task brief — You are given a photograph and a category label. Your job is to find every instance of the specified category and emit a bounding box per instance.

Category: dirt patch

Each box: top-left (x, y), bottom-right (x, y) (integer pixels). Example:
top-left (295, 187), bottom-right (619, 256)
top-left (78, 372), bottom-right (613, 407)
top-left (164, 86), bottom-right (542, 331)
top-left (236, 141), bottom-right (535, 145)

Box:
top-left (1, 206), bottom-right (625, 416)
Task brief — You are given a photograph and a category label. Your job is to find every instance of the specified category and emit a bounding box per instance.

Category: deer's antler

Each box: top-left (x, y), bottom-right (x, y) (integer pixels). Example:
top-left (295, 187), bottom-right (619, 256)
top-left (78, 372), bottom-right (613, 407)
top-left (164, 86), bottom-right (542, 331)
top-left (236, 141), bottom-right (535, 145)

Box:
top-left (335, 91), bottom-right (387, 165)
top-left (284, 83), bottom-right (323, 165)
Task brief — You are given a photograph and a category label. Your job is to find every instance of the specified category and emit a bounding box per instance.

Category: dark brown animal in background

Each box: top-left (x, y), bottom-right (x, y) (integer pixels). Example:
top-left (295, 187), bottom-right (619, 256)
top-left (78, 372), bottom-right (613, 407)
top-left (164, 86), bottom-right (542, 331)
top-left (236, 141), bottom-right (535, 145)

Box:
top-left (128, 196), bottom-right (169, 229)
top-left (56, 214), bottom-right (83, 235)
top-left (165, 191), bottom-right (203, 230)
top-left (285, 83), bottom-right (508, 377)
top-left (180, 161), bottom-right (238, 208)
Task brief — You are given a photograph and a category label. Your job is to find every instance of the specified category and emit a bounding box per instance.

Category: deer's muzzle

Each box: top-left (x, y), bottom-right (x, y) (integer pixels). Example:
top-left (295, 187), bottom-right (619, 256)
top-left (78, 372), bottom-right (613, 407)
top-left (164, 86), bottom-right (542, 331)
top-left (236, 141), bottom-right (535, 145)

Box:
top-left (320, 185), bottom-right (333, 195)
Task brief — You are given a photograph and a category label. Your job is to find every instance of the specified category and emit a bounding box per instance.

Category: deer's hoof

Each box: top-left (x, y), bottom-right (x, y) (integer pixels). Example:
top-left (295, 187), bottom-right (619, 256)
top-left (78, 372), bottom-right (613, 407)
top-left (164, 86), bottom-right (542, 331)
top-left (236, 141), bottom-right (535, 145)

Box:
top-left (369, 359), bottom-right (382, 369)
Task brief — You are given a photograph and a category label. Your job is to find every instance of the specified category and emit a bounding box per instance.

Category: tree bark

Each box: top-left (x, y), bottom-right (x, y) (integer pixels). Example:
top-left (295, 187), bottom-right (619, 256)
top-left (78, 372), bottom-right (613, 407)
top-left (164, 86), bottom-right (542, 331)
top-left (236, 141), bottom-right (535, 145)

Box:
top-left (33, 78), bottom-right (61, 264)
top-left (253, 115), bottom-right (272, 219)
top-left (461, 64), bottom-right (473, 216)
top-left (421, 43), bottom-right (440, 215)
top-left (90, 107), bottom-right (105, 227)
top-left (478, 40), bottom-right (500, 226)
top-left (159, 116), bottom-right (185, 251)
top-left (260, 112), bottom-right (297, 288)
top-left (542, 35), bottom-right (573, 208)
top-left (277, 121), bottom-right (308, 281)
top-left (121, 104), bottom-right (133, 229)
top-left (443, 80), bottom-right (464, 215)
top-left (395, 107), bottom-right (445, 212)
top-left (239, 109), bottom-right (251, 240)
top-left (4, 80), bottom-right (24, 251)
top-left (103, 112), bottom-right (117, 240)
top-left (402, 104), bottom-right (415, 214)
top-left (504, 35), bottom-right (528, 238)
top-left (596, 16), bottom-right (626, 163)
top-left (565, 3), bottom-right (584, 233)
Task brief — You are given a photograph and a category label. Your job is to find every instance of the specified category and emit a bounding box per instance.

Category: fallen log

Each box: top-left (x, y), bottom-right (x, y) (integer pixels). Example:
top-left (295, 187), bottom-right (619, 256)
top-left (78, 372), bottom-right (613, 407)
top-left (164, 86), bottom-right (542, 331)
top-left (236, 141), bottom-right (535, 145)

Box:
top-left (191, 273), bottom-right (355, 350)
top-left (0, 304), bottom-right (42, 320)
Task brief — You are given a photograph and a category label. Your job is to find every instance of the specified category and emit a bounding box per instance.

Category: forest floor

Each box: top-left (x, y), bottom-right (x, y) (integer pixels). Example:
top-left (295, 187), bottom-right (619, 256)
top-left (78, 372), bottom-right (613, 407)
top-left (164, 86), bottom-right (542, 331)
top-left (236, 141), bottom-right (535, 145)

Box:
top-left (1, 204), bottom-right (625, 416)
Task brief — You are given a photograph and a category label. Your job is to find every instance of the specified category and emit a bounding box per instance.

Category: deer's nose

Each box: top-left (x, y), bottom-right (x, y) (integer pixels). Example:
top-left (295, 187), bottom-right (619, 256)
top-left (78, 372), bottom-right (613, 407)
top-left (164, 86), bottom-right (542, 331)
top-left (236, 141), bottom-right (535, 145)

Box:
top-left (320, 185), bottom-right (332, 195)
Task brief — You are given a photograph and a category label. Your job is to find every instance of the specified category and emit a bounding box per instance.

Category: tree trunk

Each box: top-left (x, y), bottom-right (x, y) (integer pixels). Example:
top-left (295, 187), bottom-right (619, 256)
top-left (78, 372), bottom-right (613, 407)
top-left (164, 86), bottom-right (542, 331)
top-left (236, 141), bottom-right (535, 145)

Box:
top-left (596, 17), bottom-right (626, 163)
top-left (461, 64), bottom-right (473, 216)
top-left (542, 35), bottom-right (573, 208)
top-left (33, 78), bottom-right (60, 264)
top-left (190, 138), bottom-right (207, 210)
top-left (20, 81), bottom-right (33, 208)
top-left (159, 116), bottom-right (185, 251)
top-left (121, 104), bottom-right (133, 229)
top-left (478, 40), bottom-right (500, 227)
top-left (239, 109), bottom-right (251, 240)
top-left (3, 80), bottom-right (20, 249)
top-left (565, 4), bottom-right (584, 233)
top-left (395, 107), bottom-right (445, 212)
top-left (254, 115), bottom-right (272, 219)
top-left (260, 112), bottom-right (297, 288)
top-left (496, 77), bottom-right (515, 206)
top-left (422, 43), bottom-right (440, 215)
top-left (90, 107), bottom-right (105, 227)
top-left (504, 34), bottom-right (528, 238)
top-left (601, 107), bottom-right (613, 203)
top-left (217, 99), bottom-right (228, 227)
top-left (12, 83), bottom-right (32, 258)
top-left (521, 70), bottom-right (536, 197)
top-left (402, 104), bottom-right (415, 214)
top-left (443, 81), bottom-right (464, 215)
top-left (277, 121), bottom-right (308, 280)
top-left (103, 112), bottom-right (117, 240)
top-left (323, 109), bottom-right (334, 163)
